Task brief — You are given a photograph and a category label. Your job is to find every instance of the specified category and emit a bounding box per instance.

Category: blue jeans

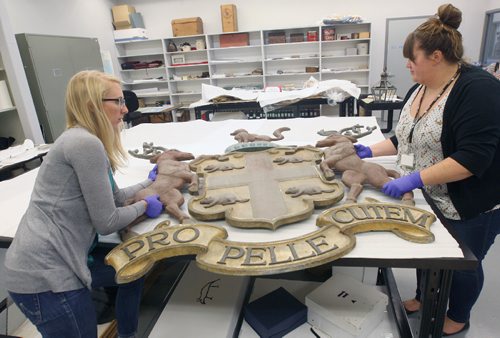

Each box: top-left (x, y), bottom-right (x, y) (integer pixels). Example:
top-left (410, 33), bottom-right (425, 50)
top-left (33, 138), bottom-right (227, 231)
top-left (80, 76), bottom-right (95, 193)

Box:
top-left (9, 249), bottom-right (144, 338)
top-left (414, 208), bottom-right (500, 323)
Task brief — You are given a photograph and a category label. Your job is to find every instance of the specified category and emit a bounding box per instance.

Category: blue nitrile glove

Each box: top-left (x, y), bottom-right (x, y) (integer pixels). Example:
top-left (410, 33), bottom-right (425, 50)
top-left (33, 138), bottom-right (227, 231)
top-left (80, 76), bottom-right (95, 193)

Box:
top-left (354, 144), bottom-right (373, 159)
top-left (148, 164), bottom-right (158, 181)
top-left (144, 194), bottom-right (163, 218)
top-left (382, 172), bottom-right (424, 198)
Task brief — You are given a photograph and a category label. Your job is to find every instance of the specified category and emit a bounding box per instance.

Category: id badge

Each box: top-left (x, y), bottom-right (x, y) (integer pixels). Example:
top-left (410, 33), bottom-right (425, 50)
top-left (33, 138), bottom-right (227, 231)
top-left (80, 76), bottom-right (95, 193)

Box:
top-left (401, 153), bottom-right (415, 169)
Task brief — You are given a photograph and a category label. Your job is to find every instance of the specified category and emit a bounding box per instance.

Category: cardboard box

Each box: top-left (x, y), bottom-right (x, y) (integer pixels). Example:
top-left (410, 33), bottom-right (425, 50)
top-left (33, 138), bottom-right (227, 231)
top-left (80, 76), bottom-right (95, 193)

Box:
top-left (267, 31), bottom-right (286, 44)
top-left (359, 31), bottom-right (370, 39)
top-left (113, 28), bottom-right (148, 42)
top-left (112, 5), bottom-right (135, 29)
top-left (220, 33), bottom-right (249, 48)
top-left (290, 33), bottom-right (304, 42)
top-left (346, 47), bottom-right (358, 56)
top-left (221, 4), bottom-right (238, 32)
top-left (307, 31), bottom-right (318, 42)
top-left (306, 66), bottom-right (319, 73)
top-left (306, 274), bottom-right (388, 337)
top-left (244, 287), bottom-right (307, 338)
top-left (323, 28), bottom-right (336, 41)
top-left (171, 17), bottom-right (203, 37)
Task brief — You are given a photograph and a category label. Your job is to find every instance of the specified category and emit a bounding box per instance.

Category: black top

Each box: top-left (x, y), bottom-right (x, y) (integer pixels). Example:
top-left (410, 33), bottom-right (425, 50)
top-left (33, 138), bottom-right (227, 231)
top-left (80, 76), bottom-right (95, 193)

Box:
top-left (391, 65), bottom-right (500, 220)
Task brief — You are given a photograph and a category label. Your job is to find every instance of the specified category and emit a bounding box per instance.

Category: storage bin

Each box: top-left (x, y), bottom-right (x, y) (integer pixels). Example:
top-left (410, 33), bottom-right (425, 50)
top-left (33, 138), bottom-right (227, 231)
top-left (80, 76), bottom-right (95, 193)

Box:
top-left (220, 33), bottom-right (249, 47)
top-left (171, 17), bottom-right (203, 37)
top-left (323, 28), bottom-right (336, 41)
top-left (290, 33), bottom-right (304, 42)
top-left (357, 43), bottom-right (369, 55)
top-left (267, 31), bottom-right (286, 44)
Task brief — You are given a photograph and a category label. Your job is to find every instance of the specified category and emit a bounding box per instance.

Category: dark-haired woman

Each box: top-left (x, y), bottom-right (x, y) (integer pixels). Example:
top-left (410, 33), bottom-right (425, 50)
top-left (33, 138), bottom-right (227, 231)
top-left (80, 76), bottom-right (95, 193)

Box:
top-left (354, 4), bottom-right (500, 335)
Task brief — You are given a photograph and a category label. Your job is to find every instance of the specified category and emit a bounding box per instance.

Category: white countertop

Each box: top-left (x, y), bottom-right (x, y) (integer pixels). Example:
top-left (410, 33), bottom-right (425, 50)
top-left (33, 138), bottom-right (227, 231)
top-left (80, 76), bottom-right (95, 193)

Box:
top-left (0, 117), bottom-right (463, 260)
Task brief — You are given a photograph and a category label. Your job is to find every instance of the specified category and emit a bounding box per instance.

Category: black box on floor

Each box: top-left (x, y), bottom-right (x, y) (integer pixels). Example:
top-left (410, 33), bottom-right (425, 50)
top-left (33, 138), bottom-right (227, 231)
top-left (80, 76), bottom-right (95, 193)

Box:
top-left (244, 287), bottom-right (307, 337)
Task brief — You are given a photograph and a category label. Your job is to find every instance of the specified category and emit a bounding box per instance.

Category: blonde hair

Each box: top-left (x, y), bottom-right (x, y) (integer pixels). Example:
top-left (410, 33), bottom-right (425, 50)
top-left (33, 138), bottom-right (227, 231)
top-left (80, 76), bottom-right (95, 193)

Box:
top-left (403, 3), bottom-right (464, 63)
top-left (65, 70), bottom-right (127, 171)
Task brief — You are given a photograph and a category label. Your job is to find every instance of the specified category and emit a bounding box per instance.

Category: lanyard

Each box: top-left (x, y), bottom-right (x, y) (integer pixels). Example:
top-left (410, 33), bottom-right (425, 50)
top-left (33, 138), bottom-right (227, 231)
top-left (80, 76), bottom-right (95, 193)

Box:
top-left (408, 66), bottom-right (461, 143)
top-left (108, 168), bottom-right (115, 191)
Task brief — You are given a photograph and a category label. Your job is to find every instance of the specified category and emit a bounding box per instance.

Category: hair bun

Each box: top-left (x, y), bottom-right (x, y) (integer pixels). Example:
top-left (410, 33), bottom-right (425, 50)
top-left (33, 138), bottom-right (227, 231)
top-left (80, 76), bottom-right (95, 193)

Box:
top-left (438, 3), bottom-right (462, 29)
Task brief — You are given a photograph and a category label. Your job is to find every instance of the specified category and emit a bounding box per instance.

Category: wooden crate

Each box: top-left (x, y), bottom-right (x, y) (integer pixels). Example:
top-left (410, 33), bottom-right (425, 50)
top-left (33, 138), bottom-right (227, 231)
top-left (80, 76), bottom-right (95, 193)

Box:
top-left (221, 4), bottom-right (238, 32)
top-left (171, 17), bottom-right (203, 37)
top-left (268, 31), bottom-right (286, 44)
top-left (220, 33), bottom-right (249, 48)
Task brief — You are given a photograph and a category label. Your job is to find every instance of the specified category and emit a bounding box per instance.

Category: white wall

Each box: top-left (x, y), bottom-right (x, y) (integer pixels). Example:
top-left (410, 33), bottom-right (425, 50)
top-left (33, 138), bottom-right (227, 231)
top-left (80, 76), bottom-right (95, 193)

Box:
top-left (0, 0), bottom-right (118, 144)
top-left (5, 0), bottom-right (117, 61)
top-left (119, 0), bottom-right (489, 84)
top-left (487, 0), bottom-right (500, 10)
top-left (1, 0), bottom-right (493, 96)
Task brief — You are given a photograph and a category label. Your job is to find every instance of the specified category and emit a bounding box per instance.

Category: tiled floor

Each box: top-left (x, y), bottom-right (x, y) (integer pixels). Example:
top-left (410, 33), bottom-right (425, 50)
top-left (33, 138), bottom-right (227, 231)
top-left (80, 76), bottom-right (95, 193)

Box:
top-left (393, 238), bottom-right (500, 338)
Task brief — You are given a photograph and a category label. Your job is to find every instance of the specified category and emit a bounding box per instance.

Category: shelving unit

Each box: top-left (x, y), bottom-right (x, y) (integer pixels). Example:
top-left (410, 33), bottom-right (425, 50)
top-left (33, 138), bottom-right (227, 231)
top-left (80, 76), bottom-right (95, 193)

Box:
top-left (164, 34), bottom-right (209, 107)
top-left (0, 60), bottom-right (15, 113)
top-left (0, 53), bottom-right (23, 143)
top-left (320, 23), bottom-right (371, 89)
top-left (206, 30), bottom-right (264, 92)
top-left (114, 23), bottom-right (371, 110)
top-left (116, 39), bottom-right (170, 105)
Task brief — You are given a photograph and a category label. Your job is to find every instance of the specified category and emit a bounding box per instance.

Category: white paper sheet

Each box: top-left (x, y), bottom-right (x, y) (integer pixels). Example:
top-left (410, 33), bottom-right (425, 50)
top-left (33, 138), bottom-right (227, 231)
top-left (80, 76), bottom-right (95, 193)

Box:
top-left (0, 141), bottom-right (51, 168)
top-left (192, 80), bottom-right (362, 110)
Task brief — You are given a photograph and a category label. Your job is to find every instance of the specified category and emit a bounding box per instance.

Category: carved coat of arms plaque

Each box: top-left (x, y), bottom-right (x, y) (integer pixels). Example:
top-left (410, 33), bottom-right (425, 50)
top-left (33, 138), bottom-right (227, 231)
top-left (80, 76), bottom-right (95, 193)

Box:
top-left (188, 146), bottom-right (344, 230)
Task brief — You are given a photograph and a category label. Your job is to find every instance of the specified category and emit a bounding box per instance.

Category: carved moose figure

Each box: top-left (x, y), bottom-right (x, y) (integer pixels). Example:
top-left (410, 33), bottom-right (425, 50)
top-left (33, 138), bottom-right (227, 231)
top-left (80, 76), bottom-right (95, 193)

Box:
top-left (127, 147), bottom-right (198, 223)
top-left (316, 134), bottom-right (414, 205)
top-left (230, 127), bottom-right (290, 143)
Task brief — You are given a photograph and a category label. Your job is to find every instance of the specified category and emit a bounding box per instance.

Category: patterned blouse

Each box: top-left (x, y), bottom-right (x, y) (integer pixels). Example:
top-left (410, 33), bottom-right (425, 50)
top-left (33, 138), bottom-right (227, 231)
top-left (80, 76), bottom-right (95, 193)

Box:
top-left (395, 86), bottom-right (460, 220)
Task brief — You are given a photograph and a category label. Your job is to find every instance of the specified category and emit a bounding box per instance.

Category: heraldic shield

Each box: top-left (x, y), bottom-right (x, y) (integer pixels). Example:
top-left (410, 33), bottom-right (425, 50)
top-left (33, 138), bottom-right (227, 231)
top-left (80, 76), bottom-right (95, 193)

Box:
top-left (188, 146), bottom-right (344, 230)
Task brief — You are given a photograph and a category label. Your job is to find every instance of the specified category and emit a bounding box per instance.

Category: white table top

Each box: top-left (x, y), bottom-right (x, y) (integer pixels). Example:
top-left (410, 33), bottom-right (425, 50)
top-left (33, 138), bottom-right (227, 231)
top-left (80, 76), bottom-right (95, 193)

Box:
top-left (0, 117), bottom-right (463, 260)
top-left (0, 140), bottom-right (50, 169)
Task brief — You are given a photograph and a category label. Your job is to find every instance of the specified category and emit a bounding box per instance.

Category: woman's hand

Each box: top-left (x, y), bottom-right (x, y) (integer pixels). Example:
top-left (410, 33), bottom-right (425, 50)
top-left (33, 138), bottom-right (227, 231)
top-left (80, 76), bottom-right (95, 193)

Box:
top-left (382, 172), bottom-right (424, 197)
top-left (354, 144), bottom-right (373, 159)
top-left (148, 164), bottom-right (158, 181)
top-left (144, 194), bottom-right (163, 218)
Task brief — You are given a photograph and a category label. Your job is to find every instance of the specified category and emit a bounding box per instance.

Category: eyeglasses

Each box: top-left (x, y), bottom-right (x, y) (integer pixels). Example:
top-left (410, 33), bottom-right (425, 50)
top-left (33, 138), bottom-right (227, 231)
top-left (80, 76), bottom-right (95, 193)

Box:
top-left (103, 97), bottom-right (126, 107)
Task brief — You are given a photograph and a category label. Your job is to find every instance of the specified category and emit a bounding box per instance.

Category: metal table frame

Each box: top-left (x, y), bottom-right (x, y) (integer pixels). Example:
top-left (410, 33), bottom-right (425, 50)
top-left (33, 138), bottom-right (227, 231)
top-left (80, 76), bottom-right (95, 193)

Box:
top-left (193, 98), bottom-right (331, 120)
top-left (132, 243), bottom-right (475, 338)
top-left (357, 96), bottom-right (405, 133)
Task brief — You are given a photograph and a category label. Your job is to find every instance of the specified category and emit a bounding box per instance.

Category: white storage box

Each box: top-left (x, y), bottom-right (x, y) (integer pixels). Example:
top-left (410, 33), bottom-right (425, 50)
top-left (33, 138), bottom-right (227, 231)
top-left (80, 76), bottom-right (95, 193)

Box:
top-left (148, 262), bottom-right (250, 338)
top-left (113, 28), bottom-right (148, 42)
top-left (345, 47), bottom-right (358, 56)
top-left (305, 273), bottom-right (388, 337)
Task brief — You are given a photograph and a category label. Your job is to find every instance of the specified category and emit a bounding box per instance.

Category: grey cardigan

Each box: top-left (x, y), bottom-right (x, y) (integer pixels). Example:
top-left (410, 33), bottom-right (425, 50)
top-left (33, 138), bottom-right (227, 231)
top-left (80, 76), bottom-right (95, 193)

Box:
top-left (4, 127), bottom-right (150, 293)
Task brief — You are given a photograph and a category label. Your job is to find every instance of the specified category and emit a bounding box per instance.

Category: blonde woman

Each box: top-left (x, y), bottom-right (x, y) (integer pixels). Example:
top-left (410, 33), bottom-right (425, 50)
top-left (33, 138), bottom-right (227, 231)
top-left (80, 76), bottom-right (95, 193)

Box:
top-left (4, 70), bottom-right (162, 337)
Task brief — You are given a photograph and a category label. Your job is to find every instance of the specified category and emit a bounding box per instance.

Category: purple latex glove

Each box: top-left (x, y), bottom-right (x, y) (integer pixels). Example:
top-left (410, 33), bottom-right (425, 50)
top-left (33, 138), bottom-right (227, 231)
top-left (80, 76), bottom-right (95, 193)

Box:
top-left (148, 164), bottom-right (158, 181)
top-left (354, 144), bottom-right (373, 159)
top-left (144, 194), bottom-right (163, 218)
top-left (382, 172), bottom-right (424, 198)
